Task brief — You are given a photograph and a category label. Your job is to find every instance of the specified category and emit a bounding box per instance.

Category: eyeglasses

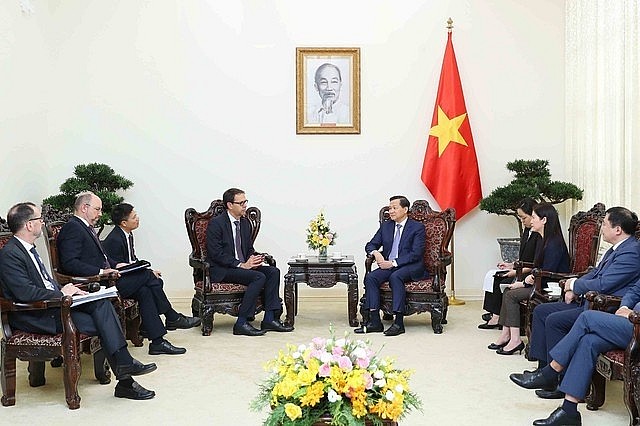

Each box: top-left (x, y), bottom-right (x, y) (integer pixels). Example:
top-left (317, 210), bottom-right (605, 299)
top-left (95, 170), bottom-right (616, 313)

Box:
top-left (230, 200), bottom-right (248, 206)
top-left (84, 203), bottom-right (102, 212)
top-left (28, 217), bottom-right (43, 222)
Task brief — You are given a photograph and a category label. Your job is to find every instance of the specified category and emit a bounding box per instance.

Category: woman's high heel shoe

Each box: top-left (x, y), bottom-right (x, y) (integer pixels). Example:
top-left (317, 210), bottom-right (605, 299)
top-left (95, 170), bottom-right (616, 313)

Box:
top-left (496, 341), bottom-right (525, 355)
top-left (488, 342), bottom-right (508, 350)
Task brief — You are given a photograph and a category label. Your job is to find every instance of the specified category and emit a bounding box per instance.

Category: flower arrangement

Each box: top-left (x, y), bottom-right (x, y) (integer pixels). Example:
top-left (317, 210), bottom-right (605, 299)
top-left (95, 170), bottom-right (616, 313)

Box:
top-left (250, 327), bottom-right (422, 425)
top-left (306, 211), bottom-right (337, 252)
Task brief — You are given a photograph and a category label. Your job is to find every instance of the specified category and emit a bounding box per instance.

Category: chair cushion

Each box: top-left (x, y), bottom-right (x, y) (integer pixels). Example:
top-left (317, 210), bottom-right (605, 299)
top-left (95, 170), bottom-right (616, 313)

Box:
top-left (380, 278), bottom-right (436, 293)
top-left (120, 298), bottom-right (137, 309)
top-left (194, 280), bottom-right (248, 293)
top-left (7, 330), bottom-right (93, 346)
top-left (601, 349), bottom-right (624, 367)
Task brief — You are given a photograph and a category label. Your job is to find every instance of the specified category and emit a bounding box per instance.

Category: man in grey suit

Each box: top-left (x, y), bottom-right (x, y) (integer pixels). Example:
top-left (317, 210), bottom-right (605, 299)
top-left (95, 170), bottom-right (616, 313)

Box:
top-left (356, 195), bottom-right (428, 337)
top-left (510, 279), bottom-right (640, 425)
top-left (0, 202), bottom-right (156, 400)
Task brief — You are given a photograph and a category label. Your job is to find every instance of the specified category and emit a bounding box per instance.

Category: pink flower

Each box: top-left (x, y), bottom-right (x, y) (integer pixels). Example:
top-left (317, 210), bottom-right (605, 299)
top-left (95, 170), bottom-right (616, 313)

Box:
top-left (356, 357), bottom-right (370, 369)
top-left (363, 372), bottom-right (374, 389)
top-left (337, 356), bottom-right (353, 371)
top-left (318, 363), bottom-right (331, 377)
top-left (332, 346), bottom-right (344, 356)
top-left (311, 337), bottom-right (326, 349)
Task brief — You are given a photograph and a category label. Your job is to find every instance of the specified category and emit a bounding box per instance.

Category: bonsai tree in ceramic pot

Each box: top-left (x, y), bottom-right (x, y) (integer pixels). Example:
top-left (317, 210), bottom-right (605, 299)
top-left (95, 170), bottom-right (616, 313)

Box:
top-left (480, 159), bottom-right (583, 261)
top-left (43, 163), bottom-right (133, 233)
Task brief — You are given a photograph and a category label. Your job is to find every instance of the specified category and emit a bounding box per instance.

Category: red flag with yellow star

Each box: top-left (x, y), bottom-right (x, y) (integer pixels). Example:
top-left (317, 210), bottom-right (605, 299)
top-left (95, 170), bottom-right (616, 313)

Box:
top-left (421, 31), bottom-right (482, 220)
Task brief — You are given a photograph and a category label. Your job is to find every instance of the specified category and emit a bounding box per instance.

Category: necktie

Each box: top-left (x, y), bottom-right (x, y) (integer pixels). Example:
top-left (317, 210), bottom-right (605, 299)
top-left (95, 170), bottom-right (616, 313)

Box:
top-left (128, 233), bottom-right (137, 262)
top-left (88, 225), bottom-right (110, 268)
top-left (388, 223), bottom-right (402, 261)
top-left (30, 246), bottom-right (56, 289)
top-left (234, 220), bottom-right (245, 262)
top-left (595, 248), bottom-right (613, 272)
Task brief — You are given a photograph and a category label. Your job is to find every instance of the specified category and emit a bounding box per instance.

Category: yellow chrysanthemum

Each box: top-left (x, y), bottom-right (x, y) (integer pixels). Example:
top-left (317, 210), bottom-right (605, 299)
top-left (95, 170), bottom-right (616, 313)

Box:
top-left (284, 403), bottom-right (302, 421)
top-left (300, 381), bottom-right (324, 407)
top-left (297, 368), bottom-right (316, 386)
top-left (329, 366), bottom-right (347, 392)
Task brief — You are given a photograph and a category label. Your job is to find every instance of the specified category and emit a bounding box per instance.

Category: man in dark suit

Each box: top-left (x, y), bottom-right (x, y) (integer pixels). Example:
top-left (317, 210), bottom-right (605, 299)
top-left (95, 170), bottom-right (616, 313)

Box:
top-left (57, 191), bottom-right (186, 356)
top-left (355, 195), bottom-right (427, 337)
top-left (206, 188), bottom-right (292, 336)
top-left (511, 206), bottom-right (640, 399)
top-left (510, 279), bottom-right (640, 426)
top-left (0, 202), bottom-right (156, 400)
top-left (102, 203), bottom-right (200, 334)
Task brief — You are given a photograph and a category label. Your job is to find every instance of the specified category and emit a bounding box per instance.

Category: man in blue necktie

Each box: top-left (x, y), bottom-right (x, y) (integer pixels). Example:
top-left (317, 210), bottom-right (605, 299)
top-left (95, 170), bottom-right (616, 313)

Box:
top-left (355, 195), bottom-right (428, 336)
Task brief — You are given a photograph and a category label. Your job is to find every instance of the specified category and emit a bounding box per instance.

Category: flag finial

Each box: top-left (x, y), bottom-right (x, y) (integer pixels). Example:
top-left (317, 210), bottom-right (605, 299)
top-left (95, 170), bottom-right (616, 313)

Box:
top-left (447, 17), bottom-right (453, 33)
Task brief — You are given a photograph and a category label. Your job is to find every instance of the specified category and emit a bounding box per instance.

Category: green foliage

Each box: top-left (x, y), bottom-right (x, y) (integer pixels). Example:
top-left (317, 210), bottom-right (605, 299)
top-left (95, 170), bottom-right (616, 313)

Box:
top-left (42, 163), bottom-right (133, 228)
top-left (480, 159), bottom-right (583, 234)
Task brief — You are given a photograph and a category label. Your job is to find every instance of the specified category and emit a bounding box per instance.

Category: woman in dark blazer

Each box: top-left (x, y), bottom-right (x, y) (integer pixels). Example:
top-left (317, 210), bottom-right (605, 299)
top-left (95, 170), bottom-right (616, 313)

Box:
top-left (479, 198), bottom-right (540, 329)
top-left (489, 203), bottom-right (570, 355)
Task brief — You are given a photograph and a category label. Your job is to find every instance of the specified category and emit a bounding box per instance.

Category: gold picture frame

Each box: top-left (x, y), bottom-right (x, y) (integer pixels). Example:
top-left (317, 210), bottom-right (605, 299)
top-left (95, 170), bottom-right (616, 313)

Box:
top-left (296, 47), bottom-right (360, 134)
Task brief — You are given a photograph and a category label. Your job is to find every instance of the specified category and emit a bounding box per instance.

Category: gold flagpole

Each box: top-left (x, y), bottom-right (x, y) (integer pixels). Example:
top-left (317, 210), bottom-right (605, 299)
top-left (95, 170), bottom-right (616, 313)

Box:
top-left (448, 232), bottom-right (465, 305)
top-left (445, 17), bottom-right (465, 306)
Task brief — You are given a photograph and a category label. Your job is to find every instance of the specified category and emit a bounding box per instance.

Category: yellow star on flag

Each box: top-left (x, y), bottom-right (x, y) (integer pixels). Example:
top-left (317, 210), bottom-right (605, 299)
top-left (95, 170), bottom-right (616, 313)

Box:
top-left (429, 106), bottom-right (468, 156)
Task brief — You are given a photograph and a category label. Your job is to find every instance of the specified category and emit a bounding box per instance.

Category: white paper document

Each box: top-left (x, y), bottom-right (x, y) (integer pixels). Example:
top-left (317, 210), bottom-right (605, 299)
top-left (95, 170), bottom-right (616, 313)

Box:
top-left (72, 286), bottom-right (119, 307)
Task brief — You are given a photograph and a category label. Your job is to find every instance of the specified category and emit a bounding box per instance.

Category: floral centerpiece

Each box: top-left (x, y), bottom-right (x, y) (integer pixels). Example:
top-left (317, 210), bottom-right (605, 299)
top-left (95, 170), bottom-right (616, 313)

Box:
top-left (306, 211), bottom-right (337, 257)
top-left (250, 327), bottom-right (422, 425)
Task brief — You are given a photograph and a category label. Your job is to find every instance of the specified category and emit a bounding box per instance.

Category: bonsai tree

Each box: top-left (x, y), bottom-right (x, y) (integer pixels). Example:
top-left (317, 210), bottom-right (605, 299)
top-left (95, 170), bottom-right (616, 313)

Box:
top-left (43, 163), bottom-right (133, 230)
top-left (480, 159), bottom-right (583, 235)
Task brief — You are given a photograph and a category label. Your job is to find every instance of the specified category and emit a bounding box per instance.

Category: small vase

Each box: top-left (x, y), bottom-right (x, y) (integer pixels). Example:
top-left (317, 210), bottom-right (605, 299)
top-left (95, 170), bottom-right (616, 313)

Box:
top-left (318, 246), bottom-right (328, 259)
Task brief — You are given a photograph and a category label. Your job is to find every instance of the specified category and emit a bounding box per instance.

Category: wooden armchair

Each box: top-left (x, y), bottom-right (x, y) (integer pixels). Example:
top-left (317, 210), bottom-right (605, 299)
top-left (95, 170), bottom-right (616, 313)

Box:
top-left (185, 200), bottom-right (276, 336)
top-left (582, 291), bottom-right (640, 425)
top-left (0, 230), bottom-right (109, 409)
top-left (517, 203), bottom-right (605, 354)
top-left (361, 200), bottom-right (455, 334)
top-left (41, 206), bottom-right (142, 347)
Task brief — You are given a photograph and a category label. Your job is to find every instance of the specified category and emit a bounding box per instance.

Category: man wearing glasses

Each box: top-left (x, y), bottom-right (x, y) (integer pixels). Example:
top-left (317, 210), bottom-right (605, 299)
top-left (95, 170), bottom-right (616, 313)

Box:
top-left (0, 202), bottom-right (156, 400)
top-left (206, 188), bottom-right (292, 336)
top-left (57, 191), bottom-right (187, 356)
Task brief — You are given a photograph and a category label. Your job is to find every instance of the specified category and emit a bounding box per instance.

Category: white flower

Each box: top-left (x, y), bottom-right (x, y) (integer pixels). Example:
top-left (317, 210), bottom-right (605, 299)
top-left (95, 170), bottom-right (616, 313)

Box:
top-left (352, 347), bottom-right (366, 359)
top-left (395, 384), bottom-right (404, 393)
top-left (320, 351), bottom-right (333, 363)
top-left (385, 390), bottom-right (395, 401)
top-left (298, 344), bottom-right (307, 352)
top-left (374, 378), bottom-right (386, 388)
top-left (373, 370), bottom-right (385, 379)
top-left (327, 388), bottom-right (342, 402)
top-left (335, 338), bottom-right (346, 347)
top-left (292, 351), bottom-right (301, 359)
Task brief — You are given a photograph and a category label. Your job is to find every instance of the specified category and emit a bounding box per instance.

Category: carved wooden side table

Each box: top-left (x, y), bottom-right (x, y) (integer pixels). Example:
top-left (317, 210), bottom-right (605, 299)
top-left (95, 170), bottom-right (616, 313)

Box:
top-left (284, 255), bottom-right (358, 327)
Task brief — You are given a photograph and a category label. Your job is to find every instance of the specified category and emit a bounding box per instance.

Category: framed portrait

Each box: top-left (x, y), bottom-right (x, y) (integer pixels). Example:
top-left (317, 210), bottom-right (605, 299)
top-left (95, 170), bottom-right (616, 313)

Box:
top-left (296, 47), bottom-right (360, 134)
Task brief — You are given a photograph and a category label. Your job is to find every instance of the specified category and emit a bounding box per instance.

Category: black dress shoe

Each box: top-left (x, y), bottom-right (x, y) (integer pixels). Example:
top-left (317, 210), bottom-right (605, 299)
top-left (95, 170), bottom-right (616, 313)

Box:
top-left (354, 322), bottom-right (384, 334)
top-left (383, 324), bottom-right (405, 336)
top-left (509, 369), bottom-right (556, 390)
top-left (536, 388), bottom-right (565, 399)
top-left (148, 339), bottom-right (187, 355)
top-left (165, 314), bottom-right (201, 330)
top-left (478, 322), bottom-right (502, 330)
top-left (114, 359), bottom-right (157, 380)
top-left (482, 312), bottom-right (493, 322)
top-left (260, 320), bottom-right (294, 332)
top-left (114, 380), bottom-right (156, 400)
top-left (233, 322), bottom-right (266, 336)
top-left (533, 407), bottom-right (581, 425)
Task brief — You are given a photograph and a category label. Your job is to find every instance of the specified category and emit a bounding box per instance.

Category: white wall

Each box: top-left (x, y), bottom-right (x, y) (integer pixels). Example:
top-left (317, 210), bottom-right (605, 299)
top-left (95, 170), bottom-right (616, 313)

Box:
top-left (0, 0), bottom-right (566, 301)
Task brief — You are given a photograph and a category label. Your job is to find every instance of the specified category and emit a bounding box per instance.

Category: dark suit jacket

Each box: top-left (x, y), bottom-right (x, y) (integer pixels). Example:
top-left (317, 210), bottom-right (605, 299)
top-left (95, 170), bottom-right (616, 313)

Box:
top-left (57, 216), bottom-right (117, 276)
top-left (0, 236), bottom-right (64, 334)
top-left (519, 228), bottom-right (541, 263)
top-left (573, 236), bottom-right (640, 297)
top-left (102, 226), bottom-right (134, 264)
top-left (365, 218), bottom-right (427, 279)
top-left (206, 213), bottom-right (256, 283)
top-left (536, 236), bottom-right (570, 288)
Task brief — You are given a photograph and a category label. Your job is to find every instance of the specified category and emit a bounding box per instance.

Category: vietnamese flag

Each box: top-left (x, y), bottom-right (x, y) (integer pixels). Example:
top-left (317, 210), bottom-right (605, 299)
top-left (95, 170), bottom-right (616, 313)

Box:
top-left (421, 31), bottom-right (482, 220)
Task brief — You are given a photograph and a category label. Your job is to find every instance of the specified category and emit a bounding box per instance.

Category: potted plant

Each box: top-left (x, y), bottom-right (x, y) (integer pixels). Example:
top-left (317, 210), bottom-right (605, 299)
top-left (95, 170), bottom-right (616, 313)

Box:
top-left (42, 163), bottom-right (133, 233)
top-left (479, 159), bottom-right (583, 261)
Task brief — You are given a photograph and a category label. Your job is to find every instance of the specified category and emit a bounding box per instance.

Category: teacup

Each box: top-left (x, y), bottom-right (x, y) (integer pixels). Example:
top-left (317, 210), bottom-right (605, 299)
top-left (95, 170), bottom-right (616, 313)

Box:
top-left (331, 252), bottom-right (342, 259)
top-left (296, 253), bottom-right (307, 260)
top-left (547, 281), bottom-right (560, 289)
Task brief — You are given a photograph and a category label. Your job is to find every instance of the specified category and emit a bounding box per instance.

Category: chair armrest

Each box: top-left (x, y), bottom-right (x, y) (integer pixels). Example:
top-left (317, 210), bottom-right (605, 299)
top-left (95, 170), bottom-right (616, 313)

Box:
top-left (514, 261), bottom-right (534, 280)
top-left (189, 254), bottom-right (209, 270)
top-left (0, 295), bottom-right (66, 312)
top-left (585, 292), bottom-right (622, 312)
top-left (255, 252), bottom-right (276, 267)
top-left (365, 254), bottom-right (375, 273)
